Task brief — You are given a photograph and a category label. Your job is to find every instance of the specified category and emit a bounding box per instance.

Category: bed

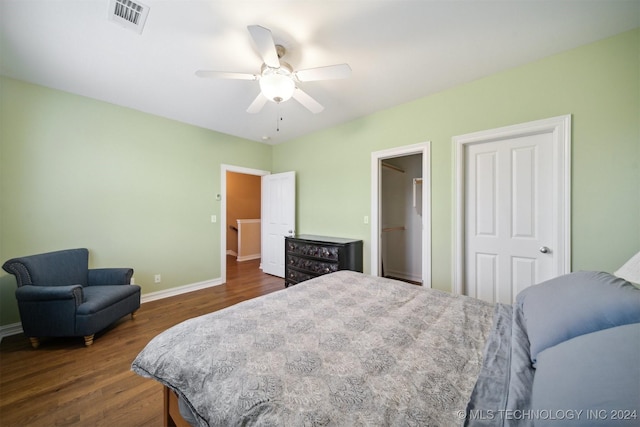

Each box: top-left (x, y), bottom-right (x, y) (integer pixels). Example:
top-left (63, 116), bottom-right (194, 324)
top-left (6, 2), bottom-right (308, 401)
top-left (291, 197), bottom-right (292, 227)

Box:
top-left (132, 267), bottom-right (640, 427)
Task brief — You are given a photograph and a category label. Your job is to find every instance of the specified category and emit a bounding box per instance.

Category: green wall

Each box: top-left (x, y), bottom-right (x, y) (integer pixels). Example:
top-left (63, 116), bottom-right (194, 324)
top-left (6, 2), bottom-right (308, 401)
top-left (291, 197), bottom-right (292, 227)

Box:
top-left (1, 29), bottom-right (638, 326)
top-left (273, 28), bottom-right (640, 291)
top-left (0, 77), bottom-right (272, 325)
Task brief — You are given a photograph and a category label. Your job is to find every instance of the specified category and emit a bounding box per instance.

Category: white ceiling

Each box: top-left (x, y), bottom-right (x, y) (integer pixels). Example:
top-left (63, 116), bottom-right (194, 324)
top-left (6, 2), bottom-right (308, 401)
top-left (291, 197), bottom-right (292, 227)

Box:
top-left (1, 1), bottom-right (638, 144)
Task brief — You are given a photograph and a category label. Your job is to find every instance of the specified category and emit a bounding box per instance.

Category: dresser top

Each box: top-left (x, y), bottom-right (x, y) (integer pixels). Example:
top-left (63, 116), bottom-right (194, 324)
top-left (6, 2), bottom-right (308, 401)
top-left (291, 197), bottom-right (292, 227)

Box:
top-left (288, 235), bottom-right (363, 245)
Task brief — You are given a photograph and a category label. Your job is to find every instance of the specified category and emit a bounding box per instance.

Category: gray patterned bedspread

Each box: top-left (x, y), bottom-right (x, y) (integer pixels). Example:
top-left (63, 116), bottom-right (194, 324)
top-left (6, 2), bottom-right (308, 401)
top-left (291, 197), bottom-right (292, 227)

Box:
top-left (132, 271), bottom-right (497, 426)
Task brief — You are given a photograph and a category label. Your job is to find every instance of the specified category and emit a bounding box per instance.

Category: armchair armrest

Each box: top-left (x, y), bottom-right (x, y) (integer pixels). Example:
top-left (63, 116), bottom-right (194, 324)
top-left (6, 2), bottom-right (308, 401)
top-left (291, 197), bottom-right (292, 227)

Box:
top-left (15, 284), bottom-right (83, 305)
top-left (88, 268), bottom-right (133, 286)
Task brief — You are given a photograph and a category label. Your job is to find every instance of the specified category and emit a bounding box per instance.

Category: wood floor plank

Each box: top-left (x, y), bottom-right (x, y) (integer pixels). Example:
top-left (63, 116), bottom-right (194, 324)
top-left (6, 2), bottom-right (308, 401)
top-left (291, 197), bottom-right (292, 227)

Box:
top-left (0, 257), bottom-right (284, 426)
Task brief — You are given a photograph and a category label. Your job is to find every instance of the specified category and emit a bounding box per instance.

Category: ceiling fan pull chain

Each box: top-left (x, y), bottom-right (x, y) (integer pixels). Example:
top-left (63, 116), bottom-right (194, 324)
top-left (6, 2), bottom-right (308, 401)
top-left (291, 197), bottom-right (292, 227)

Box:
top-left (276, 106), bottom-right (283, 132)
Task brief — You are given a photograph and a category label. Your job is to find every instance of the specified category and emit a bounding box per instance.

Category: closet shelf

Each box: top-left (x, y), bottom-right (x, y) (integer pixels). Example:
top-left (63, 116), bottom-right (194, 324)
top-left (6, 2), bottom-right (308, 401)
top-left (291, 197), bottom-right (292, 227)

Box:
top-left (382, 226), bottom-right (406, 232)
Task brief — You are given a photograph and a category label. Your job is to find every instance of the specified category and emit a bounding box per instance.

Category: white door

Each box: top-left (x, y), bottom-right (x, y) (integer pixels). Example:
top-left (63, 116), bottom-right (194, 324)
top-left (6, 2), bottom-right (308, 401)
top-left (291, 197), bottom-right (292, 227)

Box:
top-left (261, 171), bottom-right (296, 277)
top-left (454, 115), bottom-right (571, 304)
top-left (466, 134), bottom-right (554, 303)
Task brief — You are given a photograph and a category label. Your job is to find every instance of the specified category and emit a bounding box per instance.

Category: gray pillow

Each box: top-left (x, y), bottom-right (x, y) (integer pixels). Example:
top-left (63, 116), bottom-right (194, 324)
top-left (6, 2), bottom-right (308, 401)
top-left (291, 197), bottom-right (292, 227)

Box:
top-left (614, 250), bottom-right (640, 285)
top-left (531, 323), bottom-right (640, 426)
top-left (516, 271), bottom-right (640, 364)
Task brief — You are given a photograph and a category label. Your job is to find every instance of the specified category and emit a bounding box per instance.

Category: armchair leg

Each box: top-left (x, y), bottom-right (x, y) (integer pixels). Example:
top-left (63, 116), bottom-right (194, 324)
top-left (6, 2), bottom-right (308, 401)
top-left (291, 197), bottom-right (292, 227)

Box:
top-left (84, 335), bottom-right (95, 346)
top-left (29, 337), bottom-right (40, 349)
top-left (131, 310), bottom-right (138, 320)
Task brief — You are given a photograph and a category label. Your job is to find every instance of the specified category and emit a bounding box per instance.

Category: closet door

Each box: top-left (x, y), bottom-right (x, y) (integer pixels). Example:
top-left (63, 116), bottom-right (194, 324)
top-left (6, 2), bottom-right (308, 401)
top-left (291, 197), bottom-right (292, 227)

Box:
top-left (458, 116), bottom-right (571, 304)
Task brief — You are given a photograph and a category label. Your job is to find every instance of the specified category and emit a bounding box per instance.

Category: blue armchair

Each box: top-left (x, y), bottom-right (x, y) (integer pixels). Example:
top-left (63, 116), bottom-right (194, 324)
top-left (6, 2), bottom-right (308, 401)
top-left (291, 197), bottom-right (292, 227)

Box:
top-left (2, 248), bottom-right (141, 348)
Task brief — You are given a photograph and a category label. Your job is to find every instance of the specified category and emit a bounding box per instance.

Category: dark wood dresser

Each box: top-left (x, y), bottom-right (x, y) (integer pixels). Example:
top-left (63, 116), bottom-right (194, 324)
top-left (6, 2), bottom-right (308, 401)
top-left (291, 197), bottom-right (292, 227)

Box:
top-left (285, 235), bottom-right (363, 287)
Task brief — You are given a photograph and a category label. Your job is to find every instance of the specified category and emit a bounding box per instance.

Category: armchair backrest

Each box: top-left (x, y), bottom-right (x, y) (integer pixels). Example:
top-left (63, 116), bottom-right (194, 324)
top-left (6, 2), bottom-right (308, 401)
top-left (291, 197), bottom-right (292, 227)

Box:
top-left (2, 248), bottom-right (89, 287)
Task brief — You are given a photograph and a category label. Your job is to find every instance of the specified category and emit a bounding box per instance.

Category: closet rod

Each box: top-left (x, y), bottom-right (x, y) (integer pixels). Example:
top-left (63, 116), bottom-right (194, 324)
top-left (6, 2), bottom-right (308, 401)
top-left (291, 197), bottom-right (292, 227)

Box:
top-left (381, 162), bottom-right (405, 173)
top-left (382, 226), bottom-right (406, 232)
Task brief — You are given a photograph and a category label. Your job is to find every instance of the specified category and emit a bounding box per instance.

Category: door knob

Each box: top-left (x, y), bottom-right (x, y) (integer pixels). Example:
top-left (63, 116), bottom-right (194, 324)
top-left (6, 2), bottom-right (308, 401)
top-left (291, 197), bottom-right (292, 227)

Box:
top-left (539, 246), bottom-right (550, 254)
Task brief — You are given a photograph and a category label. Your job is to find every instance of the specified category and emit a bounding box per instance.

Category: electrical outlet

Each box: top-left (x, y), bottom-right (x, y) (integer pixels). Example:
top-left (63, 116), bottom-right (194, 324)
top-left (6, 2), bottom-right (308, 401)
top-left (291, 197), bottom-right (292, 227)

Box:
top-left (364, 215), bottom-right (369, 224)
top-left (211, 215), bottom-right (217, 223)
top-left (154, 274), bottom-right (161, 283)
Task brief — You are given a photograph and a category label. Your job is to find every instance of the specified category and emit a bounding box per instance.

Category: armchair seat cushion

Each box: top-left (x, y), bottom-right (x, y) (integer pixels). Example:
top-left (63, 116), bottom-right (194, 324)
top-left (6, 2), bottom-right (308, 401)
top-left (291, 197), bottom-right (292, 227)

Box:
top-left (78, 285), bottom-right (141, 315)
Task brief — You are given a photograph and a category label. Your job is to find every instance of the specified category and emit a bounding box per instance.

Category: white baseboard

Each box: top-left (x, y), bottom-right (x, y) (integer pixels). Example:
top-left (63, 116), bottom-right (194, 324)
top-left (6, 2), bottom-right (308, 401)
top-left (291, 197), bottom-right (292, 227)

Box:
top-left (141, 277), bottom-right (223, 303)
top-left (237, 254), bottom-right (261, 262)
top-left (0, 322), bottom-right (23, 343)
top-left (0, 278), bottom-right (224, 342)
top-left (226, 250), bottom-right (238, 256)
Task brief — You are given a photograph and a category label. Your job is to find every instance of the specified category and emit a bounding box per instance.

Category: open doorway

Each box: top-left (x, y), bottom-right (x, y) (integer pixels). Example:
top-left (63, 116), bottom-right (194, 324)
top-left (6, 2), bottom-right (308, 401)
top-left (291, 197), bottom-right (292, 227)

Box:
top-left (381, 154), bottom-right (423, 284)
top-left (220, 165), bottom-right (270, 284)
top-left (371, 142), bottom-right (431, 287)
top-left (226, 171), bottom-right (262, 261)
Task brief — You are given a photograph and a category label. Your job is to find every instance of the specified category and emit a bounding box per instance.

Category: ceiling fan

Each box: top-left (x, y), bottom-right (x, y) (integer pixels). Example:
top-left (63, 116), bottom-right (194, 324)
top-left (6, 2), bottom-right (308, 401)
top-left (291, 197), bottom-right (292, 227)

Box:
top-left (196, 25), bottom-right (351, 114)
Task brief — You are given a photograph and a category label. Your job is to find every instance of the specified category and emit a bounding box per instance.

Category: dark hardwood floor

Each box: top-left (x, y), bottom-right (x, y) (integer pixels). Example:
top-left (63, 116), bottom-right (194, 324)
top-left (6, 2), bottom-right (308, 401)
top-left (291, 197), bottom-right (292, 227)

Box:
top-left (0, 257), bottom-right (284, 426)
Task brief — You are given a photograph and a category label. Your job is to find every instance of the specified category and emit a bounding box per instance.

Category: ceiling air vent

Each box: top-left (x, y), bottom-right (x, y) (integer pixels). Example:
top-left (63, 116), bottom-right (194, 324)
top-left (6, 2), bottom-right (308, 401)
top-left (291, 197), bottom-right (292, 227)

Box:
top-left (108, 0), bottom-right (149, 34)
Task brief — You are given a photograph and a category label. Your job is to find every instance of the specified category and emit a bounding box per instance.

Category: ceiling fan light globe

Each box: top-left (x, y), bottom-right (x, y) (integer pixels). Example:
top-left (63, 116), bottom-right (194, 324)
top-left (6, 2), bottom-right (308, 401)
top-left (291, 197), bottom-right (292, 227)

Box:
top-left (259, 70), bottom-right (295, 103)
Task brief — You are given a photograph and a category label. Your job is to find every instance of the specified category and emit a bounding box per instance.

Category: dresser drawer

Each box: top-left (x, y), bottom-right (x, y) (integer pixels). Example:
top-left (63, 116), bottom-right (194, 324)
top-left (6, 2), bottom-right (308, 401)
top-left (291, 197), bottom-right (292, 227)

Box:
top-left (285, 269), bottom-right (315, 285)
top-left (286, 241), bottom-right (339, 261)
top-left (287, 254), bottom-right (339, 275)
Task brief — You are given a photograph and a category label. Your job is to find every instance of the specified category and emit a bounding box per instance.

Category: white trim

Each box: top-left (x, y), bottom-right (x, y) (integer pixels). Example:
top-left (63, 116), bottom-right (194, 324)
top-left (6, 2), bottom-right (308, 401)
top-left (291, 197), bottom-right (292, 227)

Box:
top-left (0, 322), bottom-right (23, 341)
top-left (452, 114), bottom-right (572, 295)
top-left (0, 278), bottom-right (224, 341)
top-left (237, 254), bottom-right (262, 262)
top-left (220, 164), bottom-right (271, 284)
top-left (141, 278), bottom-right (223, 303)
top-left (371, 142), bottom-right (432, 288)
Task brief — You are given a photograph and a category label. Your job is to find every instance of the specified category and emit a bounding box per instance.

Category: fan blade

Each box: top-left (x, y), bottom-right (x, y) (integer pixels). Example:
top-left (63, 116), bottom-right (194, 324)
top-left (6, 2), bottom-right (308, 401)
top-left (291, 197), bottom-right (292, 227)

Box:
top-left (292, 88), bottom-right (324, 113)
top-left (294, 64), bottom-right (351, 82)
top-left (195, 70), bottom-right (258, 80)
top-left (247, 25), bottom-right (280, 68)
top-left (247, 92), bottom-right (268, 114)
